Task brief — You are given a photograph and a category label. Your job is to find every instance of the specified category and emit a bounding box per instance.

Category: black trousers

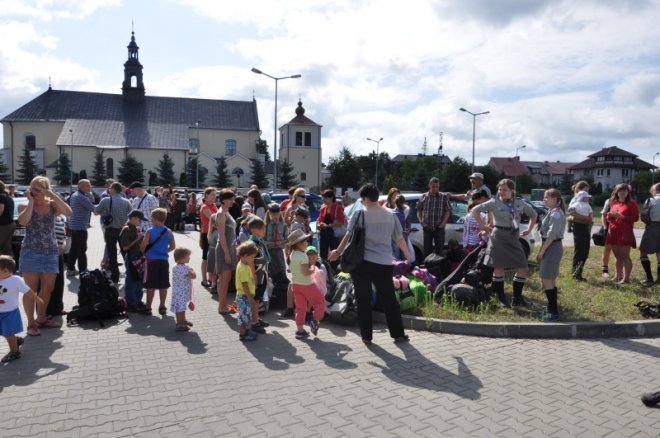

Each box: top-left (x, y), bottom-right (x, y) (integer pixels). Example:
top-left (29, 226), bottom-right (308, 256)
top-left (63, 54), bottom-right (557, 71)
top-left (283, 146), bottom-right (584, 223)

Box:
top-left (351, 260), bottom-right (404, 341)
top-left (67, 229), bottom-right (88, 271)
top-left (572, 222), bottom-right (591, 276)
top-left (104, 227), bottom-right (122, 283)
top-left (423, 227), bottom-right (445, 258)
top-left (47, 254), bottom-right (64, 316)
top-left (319, 227), bottom-right (338, 261)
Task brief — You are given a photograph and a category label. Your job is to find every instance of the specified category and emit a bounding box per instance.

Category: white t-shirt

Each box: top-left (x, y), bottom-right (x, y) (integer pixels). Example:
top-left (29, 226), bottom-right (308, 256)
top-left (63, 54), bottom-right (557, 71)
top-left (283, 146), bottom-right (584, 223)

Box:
top-left (569, 200), bottom-right (593, 217)
top-left (0, 275), bottom-right (31, 313)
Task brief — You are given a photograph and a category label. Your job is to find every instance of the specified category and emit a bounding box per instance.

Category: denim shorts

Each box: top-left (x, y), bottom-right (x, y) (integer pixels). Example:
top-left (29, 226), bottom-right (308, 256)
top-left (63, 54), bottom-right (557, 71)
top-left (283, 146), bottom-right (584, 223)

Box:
top-left (19, 248), bottom-right (60, 273)
top-left (0, 309), bottom-right (23, 336)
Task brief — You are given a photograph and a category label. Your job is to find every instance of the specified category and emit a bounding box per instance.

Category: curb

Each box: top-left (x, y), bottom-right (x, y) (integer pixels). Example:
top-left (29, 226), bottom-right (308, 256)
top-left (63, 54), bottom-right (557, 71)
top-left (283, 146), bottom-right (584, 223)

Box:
top-left (372, 312), bottom-right (660, 339)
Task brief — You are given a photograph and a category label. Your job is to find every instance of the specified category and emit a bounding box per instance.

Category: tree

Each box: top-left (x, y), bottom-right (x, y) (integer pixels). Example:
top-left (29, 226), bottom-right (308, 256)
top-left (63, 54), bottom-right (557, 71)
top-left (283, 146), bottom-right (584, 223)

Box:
top-left (278, 160), bottom-right (298, 189)
top-left (515, 173), bottom-right (534, 195)
top-left (116, 153), bottom-right (144, 185)
top-left (79, 169), bottom-right (87, 181)
top-left (186, 158), bottom-right (207, 188)
top-left (440, 156), bottom-right (471, 192)
top-left (156, 153), bottom-right (176, 186)
top-left (214, 157), bottom-right (232, 188)
top-left (0, 154), bottom-right (10, 182)
top-left (249, 159), bottom-right (269, 189)
top-left (179, 172), bottom-right (187, 187)
top-left (411, 166), bottom-right (430, 191)
top-left (326, 147), bottom-right (363, 191)
top-left (91, 151), bottom-right (106, 186)
top-left (17, 146), bottom-right (38, 184)
top-left (54, 153), bottom-right (72, 186)
top-left (256, 139), bottom-right (271, 162)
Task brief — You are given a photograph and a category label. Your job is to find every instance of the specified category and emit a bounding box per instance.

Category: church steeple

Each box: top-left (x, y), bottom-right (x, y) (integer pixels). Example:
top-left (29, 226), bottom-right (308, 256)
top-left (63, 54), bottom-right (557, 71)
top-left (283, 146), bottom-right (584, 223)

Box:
top-left (122, 29), bottom-right (145, 102)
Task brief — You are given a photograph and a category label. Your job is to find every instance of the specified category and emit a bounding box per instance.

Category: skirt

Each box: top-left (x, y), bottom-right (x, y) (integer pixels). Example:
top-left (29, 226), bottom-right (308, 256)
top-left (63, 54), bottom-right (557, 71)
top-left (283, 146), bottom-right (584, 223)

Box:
top-left (639, 222), bottom-right (660, 254)
top-left (483, 228), bottom-right (528, 269)
top-left (215, 242), bottom-right (237, 274)
top-left (19, 247), bottom-right (59, 273)
top-left (539, 241), bottom-right (563, 279)
top-left (206, 231), bottom-right (219, 275)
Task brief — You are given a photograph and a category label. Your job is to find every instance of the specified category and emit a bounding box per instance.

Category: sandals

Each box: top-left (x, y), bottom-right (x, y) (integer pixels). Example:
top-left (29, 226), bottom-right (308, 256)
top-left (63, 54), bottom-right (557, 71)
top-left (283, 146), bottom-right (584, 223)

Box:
top-left (175, 324), bottom-right (190, 332)
top-left (37, 319), bottom-right (61, 328)
top-left (27, 323), bottom-right (41, 336)
top-left (201, 281), bottom-right (211, 288)
top-left (1, 351), bottom-right (21, 363)
top-left (158, 307), bottom-right (167, 315)
top-left (185, 320), bottom-right (193, 327)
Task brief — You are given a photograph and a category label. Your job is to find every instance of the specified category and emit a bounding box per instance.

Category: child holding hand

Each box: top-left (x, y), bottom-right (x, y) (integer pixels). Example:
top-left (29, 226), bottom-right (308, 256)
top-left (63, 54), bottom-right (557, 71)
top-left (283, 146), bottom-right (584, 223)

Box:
top-left (171, 248), bottom-right (196, 331)
top-left (0, 256), bottom-right (42, 363)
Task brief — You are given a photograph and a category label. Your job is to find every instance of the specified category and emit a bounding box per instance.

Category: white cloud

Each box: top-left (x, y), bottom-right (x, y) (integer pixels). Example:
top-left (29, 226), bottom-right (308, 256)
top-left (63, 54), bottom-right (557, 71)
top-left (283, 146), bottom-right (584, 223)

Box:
top-left (0, 0), bottom-right (122, 20)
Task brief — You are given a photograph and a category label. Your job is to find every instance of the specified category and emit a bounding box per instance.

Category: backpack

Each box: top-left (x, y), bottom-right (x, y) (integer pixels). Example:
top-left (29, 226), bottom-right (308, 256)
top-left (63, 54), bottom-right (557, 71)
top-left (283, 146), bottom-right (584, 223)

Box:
top-left (67, 269), bottom-right (126, 327)
top-left (423, 253), bottom-right (451, 282)
top-left (326, 273), bottom-right (358, 325)
top-left (641, 198), bottom-right (652, 224)
top-left (635, 301), bottom-right (660, 318)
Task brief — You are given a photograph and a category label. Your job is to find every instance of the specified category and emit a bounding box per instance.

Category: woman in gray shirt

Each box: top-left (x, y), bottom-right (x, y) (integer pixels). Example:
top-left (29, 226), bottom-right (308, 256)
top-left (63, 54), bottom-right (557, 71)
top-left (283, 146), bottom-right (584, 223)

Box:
top-left (536, 189), bottom-right (566, 321)
top-left (329, 184), bottom-right (411, 344)
top-left (472, 179), bottom-right (537, 307)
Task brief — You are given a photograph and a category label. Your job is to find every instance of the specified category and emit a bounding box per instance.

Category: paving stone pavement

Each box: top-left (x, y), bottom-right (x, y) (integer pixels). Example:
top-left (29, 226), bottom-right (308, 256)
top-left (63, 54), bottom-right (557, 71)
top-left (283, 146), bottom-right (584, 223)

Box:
top-left (1, 224), bottom-right (659, 437)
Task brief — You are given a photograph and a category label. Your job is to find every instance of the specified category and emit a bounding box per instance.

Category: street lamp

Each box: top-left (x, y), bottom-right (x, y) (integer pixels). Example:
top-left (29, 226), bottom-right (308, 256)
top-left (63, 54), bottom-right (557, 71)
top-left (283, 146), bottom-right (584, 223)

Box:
top-left (69, 129), bottom-right (73, 193)
top-left (366, 137), bottom-right (383, 189)
top-left (194, 120), bottom-right (200, 189)
top-left (459, 107), bottom-right (490, 172)
top-left (251, 67), bottom-right (301, 190)
top-left (653, 152), bottom-right (660, 185)
top-left (514, 145), bottom-right (526, 189)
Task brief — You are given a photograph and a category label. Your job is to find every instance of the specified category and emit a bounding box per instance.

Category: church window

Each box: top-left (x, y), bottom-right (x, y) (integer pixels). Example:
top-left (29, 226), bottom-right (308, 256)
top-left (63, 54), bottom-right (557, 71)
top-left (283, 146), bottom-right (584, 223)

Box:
top-left (189, 138), bottom-right (200, 154)
top-left (225, 140), bottom-right (237, 156)
top-left (295, 132), bottom-right (303, 146)
top-left (106, 158), bottom-right (114, 178)
top-left (304, 132), bottom-right (311, 146)
top-left (300, 172), bottom-right (307, 182)
top-left (25, 134), bottom-right (36, 150)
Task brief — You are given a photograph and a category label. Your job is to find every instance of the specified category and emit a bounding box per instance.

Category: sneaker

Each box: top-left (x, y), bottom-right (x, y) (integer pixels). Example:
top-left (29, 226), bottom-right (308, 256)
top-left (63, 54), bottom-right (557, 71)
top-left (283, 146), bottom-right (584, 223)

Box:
top-left (66, 269), bottom-right (78, 276)
top-left (27, 323), bottom-right (40, 336)
top-left (240, 331), bottom-right (258, 342)
top-left (641, 279), bottom-right (654, 287)
top-left (295, 329), bottom-right (309, 339)
top-left (496, 294), bottom-right (510, 308)
top-left (257, 318), bottom-right (270, 328)
top-left (641, 391), bottom-right (660, 407)
top-left (573, 276), bottom-right (586, 282)
top-left (511, 297), bottom-right (530, 307)
top-left (309, 319), bottom-right (319, 336)
top-left (1, 351), bottom-right (21, 363)
top-left (278, 308), bottom-right (295, 319)
top-left (542, 312), bottom-right (560, 322)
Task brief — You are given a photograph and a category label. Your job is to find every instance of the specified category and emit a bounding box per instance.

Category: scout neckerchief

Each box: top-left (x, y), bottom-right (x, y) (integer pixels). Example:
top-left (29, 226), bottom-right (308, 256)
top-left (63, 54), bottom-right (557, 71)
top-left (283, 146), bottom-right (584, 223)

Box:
top-left (249, 234), bottom-right (271, 262)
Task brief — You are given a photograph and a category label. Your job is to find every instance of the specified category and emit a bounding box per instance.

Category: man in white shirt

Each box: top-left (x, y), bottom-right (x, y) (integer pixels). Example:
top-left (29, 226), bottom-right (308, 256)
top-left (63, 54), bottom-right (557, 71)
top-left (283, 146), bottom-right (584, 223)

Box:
top-left (129, 181), bottom-right (158, 231)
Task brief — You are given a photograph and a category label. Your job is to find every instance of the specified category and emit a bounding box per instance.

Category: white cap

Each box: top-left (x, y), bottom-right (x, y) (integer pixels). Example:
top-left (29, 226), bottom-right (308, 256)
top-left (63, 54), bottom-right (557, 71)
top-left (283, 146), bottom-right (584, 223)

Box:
top-left (576, 191), bottom-right (591, 201)
top-left (469, 172), bottom-right (484, 179)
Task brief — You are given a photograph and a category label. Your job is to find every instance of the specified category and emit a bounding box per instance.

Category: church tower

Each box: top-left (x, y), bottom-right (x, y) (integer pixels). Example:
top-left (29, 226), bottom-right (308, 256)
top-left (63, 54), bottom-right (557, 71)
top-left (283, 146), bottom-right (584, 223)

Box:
top-left (122, 30), bottom-right (145, 102)
top-left (279, 100), bottom-right (323, 191)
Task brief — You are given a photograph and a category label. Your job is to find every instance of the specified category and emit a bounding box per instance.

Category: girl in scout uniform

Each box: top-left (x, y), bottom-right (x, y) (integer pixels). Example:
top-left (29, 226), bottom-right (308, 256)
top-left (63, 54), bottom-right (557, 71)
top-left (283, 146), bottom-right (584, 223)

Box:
top-left (536, 189), bottom-right (566, 321)
top-left (471, 179), bottom-right (538, 307)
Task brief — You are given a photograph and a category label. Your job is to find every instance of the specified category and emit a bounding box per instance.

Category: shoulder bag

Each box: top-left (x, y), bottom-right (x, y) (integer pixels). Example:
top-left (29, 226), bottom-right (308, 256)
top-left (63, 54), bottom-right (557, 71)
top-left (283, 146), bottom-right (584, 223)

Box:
top-left (331, 203), bottom-right (347, 238)
top-left (102, 197), bottom-right (113, 226)
top-left (340, 210), bottom-right (365, 273)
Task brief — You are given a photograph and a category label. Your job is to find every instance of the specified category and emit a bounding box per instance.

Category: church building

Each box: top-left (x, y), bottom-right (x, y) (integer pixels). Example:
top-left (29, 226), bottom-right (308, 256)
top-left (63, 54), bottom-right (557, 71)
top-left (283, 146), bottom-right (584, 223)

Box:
top-left (1, 31), bottom-right (263, 188)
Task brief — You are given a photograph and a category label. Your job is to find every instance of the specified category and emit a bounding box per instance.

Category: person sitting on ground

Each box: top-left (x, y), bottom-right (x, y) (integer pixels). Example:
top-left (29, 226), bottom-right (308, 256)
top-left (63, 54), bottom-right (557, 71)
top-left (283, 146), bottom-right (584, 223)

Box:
top-left (140, 208), bottom-right (176, 316)
top-left (235, 240), bottom-right (259, 342)
top-left (0, 255), bottom-right (42, 362)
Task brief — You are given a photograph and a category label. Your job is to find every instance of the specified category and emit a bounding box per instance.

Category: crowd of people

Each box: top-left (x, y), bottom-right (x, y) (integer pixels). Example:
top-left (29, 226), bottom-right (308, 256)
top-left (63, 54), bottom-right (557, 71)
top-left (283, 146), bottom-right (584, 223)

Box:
top-left (0, 173), bottom-right (659, 366)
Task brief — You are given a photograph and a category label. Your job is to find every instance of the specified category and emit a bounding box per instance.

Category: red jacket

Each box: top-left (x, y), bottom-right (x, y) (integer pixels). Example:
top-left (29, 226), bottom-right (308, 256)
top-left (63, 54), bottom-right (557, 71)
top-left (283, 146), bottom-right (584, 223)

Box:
top-left (319, 202), bottom-right (346, 225)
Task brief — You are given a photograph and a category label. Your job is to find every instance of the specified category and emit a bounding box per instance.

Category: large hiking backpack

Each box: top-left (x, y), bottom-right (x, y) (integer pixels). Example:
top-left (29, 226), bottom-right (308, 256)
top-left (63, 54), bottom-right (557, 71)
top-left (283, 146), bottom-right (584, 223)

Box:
top-left (326, 273), bottom-right (358, 325)
top-left (67, 269), bottom-right (126, 327)
top-left (434, 245), bottom-right (492, 302)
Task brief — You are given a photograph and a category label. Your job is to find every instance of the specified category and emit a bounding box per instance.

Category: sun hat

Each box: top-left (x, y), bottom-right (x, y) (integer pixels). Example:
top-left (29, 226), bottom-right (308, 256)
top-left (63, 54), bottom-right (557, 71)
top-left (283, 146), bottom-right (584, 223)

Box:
top-left (286, 229), bottom-right (313, 247)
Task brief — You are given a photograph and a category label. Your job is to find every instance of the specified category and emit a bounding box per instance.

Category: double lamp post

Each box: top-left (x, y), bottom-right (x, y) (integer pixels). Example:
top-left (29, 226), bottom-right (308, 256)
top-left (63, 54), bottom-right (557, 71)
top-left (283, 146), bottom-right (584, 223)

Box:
top-left (459, 107), bottom-right (489, 173)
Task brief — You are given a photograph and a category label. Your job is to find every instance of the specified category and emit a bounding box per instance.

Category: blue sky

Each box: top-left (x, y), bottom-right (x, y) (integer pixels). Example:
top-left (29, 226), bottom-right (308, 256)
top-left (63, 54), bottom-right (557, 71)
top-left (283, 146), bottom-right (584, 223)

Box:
top-left (2, 0), bottom-right (660, 167)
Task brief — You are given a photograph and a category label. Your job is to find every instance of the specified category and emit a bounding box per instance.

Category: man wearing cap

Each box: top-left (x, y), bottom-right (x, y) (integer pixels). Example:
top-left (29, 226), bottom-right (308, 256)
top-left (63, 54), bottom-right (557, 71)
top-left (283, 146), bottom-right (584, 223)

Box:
top-left (130, 181), bottom-right (158, 231)
top-left (452, 172), bottom-right (492, 201)
top-left (67, 179), bottom-right (96, 275)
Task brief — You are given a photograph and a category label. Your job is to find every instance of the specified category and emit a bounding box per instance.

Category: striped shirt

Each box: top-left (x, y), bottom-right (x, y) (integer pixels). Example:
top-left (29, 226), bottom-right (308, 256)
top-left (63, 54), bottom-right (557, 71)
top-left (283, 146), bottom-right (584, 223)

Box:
top-left (54, 215), bottom-right (66, 247)
top-left (68, 190), bottom-right (95, 231)
top-left (131, 193), bottom-right (159, 230)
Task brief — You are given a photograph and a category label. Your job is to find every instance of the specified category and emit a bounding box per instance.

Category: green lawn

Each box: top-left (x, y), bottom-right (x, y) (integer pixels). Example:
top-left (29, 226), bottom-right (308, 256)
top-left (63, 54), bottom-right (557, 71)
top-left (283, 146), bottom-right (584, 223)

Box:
top-left (422, 246), bottom-right (660, 322)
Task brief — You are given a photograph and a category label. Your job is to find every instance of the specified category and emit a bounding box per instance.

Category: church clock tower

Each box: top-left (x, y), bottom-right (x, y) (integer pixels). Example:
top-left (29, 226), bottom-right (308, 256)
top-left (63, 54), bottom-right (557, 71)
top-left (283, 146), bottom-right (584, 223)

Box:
top-left (122, 30), bottom-right (145, 102)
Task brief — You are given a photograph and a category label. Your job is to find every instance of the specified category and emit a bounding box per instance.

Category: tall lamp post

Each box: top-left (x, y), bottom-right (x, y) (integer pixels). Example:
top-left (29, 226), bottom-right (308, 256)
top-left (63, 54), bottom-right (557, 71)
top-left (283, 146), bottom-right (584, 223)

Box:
top-left (194, 120), bottom-right (200, 189)
top-left (366, 137), bottom-right (383, 189)
top-left (653, 152), bottom-right (660, 185)
top-left (459, 107), bottom-right (490, 173)
top-left (69, 129), bottom-right (74, 193)
top-left (514, 145), bottom-right (526, 189)
top-left (251, 68), bottom-right (302, 190)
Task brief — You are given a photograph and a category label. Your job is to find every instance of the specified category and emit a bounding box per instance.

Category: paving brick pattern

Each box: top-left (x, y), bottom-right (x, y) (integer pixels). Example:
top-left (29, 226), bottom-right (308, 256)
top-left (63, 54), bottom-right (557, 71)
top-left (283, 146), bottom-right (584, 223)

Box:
top-left (1, 225), bottom-right (659, 437)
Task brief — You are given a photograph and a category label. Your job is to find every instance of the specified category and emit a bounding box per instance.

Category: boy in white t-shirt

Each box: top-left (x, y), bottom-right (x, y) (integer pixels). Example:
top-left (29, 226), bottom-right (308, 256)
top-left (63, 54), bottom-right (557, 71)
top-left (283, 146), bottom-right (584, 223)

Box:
top-left (0, 255), bottom-right (41, 363)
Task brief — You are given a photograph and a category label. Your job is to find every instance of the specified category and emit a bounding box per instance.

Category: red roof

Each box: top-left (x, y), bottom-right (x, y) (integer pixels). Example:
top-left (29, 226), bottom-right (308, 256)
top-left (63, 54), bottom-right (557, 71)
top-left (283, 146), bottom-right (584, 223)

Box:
top-left (488, 157), bottom-right (529, 177)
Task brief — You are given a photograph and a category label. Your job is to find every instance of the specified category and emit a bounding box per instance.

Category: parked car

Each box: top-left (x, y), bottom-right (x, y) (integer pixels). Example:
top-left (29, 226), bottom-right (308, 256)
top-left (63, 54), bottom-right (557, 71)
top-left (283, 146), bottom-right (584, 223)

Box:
top-left (345, 193), bottom-right (535, 263)
top-left (269, 193), bottom-right (323, 222)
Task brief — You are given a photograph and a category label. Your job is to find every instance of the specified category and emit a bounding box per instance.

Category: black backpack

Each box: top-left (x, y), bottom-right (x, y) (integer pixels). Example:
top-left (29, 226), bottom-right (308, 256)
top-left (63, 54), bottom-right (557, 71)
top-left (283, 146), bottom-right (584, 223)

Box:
top-left (326, 274), bottom-right (358, 325)
top-left (67, 269), bottom-right (126, 327)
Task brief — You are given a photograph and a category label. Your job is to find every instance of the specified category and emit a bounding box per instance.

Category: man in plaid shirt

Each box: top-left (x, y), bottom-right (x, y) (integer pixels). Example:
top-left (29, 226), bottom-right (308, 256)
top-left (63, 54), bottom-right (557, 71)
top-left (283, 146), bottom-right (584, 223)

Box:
top-left (417, 177), bottom-right (451, 258)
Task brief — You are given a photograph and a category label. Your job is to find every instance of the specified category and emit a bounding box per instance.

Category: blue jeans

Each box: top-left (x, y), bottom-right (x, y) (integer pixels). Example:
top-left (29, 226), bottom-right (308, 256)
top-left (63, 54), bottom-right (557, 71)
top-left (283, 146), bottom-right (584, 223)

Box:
top-left (124, 253), bottom-right (144, 306)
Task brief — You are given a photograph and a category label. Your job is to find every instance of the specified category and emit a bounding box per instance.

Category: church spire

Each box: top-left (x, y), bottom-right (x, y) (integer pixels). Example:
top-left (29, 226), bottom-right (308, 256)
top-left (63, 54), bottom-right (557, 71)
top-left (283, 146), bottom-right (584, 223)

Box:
top-left (122, 27), bottom-right (145, 102)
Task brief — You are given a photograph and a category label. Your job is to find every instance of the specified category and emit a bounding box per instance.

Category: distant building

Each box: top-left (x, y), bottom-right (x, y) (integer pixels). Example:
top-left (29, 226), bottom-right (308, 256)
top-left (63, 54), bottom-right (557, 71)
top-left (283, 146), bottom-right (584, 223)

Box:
top-left (568, 146), bottom-right (655, 192)
top-left (278, 100), bottom-right (323, 192)
top-left (392, 154), bottom-right (452, 165)
top-left (1, 31), bottom-right (262, 188)
top-left (487, 157), bottom-right (529, 178)
top-left (488, 157), bottom-right (577, 186)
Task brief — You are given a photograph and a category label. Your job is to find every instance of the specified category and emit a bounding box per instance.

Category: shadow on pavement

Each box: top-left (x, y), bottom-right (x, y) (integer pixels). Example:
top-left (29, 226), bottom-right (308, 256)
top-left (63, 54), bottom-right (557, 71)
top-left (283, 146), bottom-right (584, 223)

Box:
top-left (300, 337), bottom-right (357, 369)
top-left (599, 338), bottom-right (660, 359)
top-left (366, 342), bottom-right (483, 399)
top-left (124, 314), bottom-right (208, 355)
top-left (242, 329), bottom-right (305, 370)
top-left (0, 328), bottom-right (69, 393)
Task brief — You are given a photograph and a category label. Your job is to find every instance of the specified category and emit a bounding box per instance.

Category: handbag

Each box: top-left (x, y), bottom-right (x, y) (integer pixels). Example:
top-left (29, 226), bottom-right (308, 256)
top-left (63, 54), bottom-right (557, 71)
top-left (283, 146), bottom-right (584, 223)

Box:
top-left (333, 223), bottom-right (347, 239)
top-left (102, 197), bottom-right (113, 226)
top-left (592, 226), bottom-right (606, 246)
top-left (131, 256), bottom-right (145, 274)
top-left (641, 198), bottom-right (652, 224)
top-left (340, 210), bottom-right (365, 273)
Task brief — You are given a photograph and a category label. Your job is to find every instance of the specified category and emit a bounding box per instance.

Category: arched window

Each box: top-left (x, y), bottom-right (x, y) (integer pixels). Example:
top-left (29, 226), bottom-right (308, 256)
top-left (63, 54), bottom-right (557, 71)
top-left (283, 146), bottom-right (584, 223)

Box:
top-left (225, 140), bottom-right (237, 156)
top-left (232, 167), bottom-right (244, 187)
top-left (106, 158), bottom-right (114, 178)
top-left (131, 75), bottom-right (137, 87)
top-left (300, 172), bottom-right (307, 182)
